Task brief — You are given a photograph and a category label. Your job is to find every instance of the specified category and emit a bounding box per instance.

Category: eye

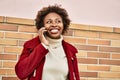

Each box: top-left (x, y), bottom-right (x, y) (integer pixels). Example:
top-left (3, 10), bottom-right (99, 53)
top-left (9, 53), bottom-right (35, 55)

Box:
top-left (46, 20), bottom-right (52, 24)
top-left (56, 19), bottom-right (62, 24)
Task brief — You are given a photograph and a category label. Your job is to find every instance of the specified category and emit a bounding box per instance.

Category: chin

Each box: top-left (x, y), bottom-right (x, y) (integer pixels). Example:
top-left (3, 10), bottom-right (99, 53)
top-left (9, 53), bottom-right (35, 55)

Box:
top-left (46, 32), bottom-right (61, 39)
top-left (48, 35), bottom-right (61, 39)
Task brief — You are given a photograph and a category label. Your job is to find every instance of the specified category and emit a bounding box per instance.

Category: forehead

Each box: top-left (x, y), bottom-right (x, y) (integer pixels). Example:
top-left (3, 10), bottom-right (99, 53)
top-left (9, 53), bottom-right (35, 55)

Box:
top-left (44, 12), bottom-right (62, 20)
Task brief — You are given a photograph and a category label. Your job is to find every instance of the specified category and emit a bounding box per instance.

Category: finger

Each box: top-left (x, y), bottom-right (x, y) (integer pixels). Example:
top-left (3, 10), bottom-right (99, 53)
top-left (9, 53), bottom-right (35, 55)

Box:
top-left (38, 27), bottom-right (45, 33)
top-left (38, 27), bottom-right (47, 35)
top-left (39, 27), bottom-right (45, 32)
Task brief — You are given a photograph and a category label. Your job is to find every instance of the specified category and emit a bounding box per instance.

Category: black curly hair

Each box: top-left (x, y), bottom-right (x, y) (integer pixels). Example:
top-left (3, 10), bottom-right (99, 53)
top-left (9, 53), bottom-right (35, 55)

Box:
top-left (35, 4), bottom-right (71, 34)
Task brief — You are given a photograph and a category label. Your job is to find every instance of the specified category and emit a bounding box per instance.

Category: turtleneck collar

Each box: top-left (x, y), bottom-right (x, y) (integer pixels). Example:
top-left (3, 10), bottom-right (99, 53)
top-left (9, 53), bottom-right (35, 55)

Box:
top-left (46, 35), bottom-right (63, 49)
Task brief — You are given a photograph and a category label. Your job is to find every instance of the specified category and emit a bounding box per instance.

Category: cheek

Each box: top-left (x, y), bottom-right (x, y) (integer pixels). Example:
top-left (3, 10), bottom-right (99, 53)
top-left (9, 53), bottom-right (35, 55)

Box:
top-left (61, 24), bottom-right (64, 30)
top-left (44, 24), bottom-right (50, 29)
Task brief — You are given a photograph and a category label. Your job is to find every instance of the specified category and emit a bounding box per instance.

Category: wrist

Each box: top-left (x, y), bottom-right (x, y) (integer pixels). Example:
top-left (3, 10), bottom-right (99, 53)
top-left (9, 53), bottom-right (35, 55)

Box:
top-left (41, 43), bottom-right (48, 49)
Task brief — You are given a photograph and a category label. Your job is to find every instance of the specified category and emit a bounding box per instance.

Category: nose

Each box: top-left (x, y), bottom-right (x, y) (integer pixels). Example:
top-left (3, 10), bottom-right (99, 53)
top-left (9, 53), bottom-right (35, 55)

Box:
top-left (51, 21), bottom-right (57, 27)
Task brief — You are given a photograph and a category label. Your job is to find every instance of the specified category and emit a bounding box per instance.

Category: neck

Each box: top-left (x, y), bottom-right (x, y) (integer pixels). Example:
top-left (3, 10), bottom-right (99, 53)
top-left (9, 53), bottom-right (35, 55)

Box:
top-left (46, 35), bottom-right (63, 48)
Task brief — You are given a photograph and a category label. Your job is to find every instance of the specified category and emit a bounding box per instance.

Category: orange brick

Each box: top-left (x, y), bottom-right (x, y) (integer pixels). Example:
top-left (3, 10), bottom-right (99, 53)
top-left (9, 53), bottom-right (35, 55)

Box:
top-left (6, 17), bottom-right (34, 25)
top-left (19, 25), bottom-right (37, 33)
top-left (74, 30), bottom-right (99, 38)
top-left (80, 72), bottom-right (97, 77)
top-left (0, 24), bottom-right (18, 31)
top-left (0, 69), bottom-right (6, 75)
top-left (99, 59), bottom-right (120, 65)
top-left (0, 16), bottom-right (4, 22)
top-left (88, 39), bottom-right (110, 45)
top-left (4, 46), bottom-right (22, 53)
top-left (87, 65), bottom-right (110, 71)
top-left (114, 27), bottom-right (120, 33)
top-left (80, 78), bottom-right (86, 80)
top-left (78, 58), bottom-right (97, 64)
top-left (99, 72), bottom-right (120, 78)
top-left (0, 61), bottom-right (2, 68)
top-left (112, 53), bottom-right (120, 59)
top-left (78, 64), bottom-right (87, 71)
top-left (87, 78), bottom-right (103, 80)
top-left (3, 61), bottom-right (16, 68)
top-left (99, 46), bottom-right (120, 52)
top-left (100, 32), bottom-right (120, 40)
top-left (0, 69), bottom-right (16, 75)
top-left (70, 23), bottom-right (89, 30)
top-left (64, 29), bottom-right (74, 36)
top-left (111, 66), bottom-right (120, 72)
top-left (0, 54), bottom-right (2, 60)
top-left (111, 40), bottom-right (120, 47)
top-left (5, 32), bottom-right (33, 39)
top-left (0, 46), bottom-right (3, 52)
top-left (0, 54), bottom-right (17, 60)
top-left (75, 44), bottom-right (98, 51)
top-left (87, 52), bottom-right (110, 58)
top-left (76, 51), bottom-right (87, 57)
top-left (0, 32), bottom-right (4, 38)
top-left (0, 39), bottom-right (18, 46)
top-left (2, 77), bottom-right (19, 80)
top-left (64, 36), bottom-right (86, 44)
top-left (19, 40), bottom-right (26, 46)
top-left (89, 25), bottom-right (113, 32)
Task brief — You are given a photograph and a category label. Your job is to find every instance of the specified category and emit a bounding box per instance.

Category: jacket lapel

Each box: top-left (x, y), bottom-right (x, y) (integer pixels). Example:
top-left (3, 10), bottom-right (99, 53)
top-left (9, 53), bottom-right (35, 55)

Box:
top-left (62, 40), bottom-right (75, 80)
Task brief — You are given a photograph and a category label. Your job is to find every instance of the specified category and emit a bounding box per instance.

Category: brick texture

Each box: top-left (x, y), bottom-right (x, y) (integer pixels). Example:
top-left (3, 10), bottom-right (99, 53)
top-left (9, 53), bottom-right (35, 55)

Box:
top-left (19, 25), bottom-right (37, 33)
top-left (87, 52), bottom-right (110, 58)
top-left (0, 16), bottom-right (120, 80)
top-left (0, 39), bottom-right (18, 46)
top-left (0, 16), bottom-right (4, 22)
top-left (0, 32), bottom-right (4, 38)
top-left (0, 24), bottom-right (18, 31)
top-left (2, 77), bottom-right (19, 80)
top-left (5, 32), bottom-right (33, 39)
top-left (99, 72), bottom-right (120, 78)
top-left (111, 40), bottom-right (120, 47)
top-left (87, 65), bottom-right (110, 71)
top-left (112, 53), bottom-right (120, 59)
top-left (114, 27), bottom-right (120, 33)
top-left (89, 25), bottom-right (113, 32)
top-left (88, 39), bottom-right (110, 45)
top-left (6, 17), bottom-right (34, 25)
top-left (111, 66), bottom-right (120, 72)
top-left (100, 32), bottom-right (120, 40)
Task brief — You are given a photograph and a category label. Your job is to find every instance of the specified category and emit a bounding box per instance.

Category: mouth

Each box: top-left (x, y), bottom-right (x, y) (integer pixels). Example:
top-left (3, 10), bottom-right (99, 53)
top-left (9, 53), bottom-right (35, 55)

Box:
top-left (49, 28), bottom-right (60, 34)
top-left (45, 27), bottom-right (62, 39)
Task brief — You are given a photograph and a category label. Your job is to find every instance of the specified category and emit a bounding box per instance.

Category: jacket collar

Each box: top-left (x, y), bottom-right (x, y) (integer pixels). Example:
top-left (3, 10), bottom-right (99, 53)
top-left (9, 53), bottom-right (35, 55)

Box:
top-left (26, 36), bottom-right (77, 58)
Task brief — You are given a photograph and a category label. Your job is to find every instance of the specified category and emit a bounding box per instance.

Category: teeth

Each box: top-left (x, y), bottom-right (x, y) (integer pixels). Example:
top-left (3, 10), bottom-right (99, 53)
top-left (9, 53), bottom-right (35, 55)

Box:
top-left (51, 29), bottom-right (58, 33)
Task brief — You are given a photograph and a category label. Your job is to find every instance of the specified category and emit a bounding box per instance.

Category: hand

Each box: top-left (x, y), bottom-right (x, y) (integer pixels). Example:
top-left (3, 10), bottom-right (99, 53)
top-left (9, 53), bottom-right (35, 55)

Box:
top-left (38, 27), bottom-right (49, 46)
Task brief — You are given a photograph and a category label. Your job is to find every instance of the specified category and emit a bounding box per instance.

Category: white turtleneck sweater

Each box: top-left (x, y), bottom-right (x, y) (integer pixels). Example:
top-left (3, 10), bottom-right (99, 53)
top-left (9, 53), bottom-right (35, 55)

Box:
top-left (41, 36), bottom-right (68, 80)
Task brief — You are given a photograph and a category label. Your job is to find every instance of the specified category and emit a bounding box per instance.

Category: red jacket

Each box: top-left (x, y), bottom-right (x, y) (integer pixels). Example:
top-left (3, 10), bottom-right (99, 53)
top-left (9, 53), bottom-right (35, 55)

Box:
top-left (15, 36), bottom-right (80, 80)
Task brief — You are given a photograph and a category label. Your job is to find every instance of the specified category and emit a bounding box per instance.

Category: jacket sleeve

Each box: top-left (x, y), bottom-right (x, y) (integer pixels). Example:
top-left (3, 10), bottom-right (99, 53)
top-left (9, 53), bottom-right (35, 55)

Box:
top-left (15, 42), bottom-right (48, 79)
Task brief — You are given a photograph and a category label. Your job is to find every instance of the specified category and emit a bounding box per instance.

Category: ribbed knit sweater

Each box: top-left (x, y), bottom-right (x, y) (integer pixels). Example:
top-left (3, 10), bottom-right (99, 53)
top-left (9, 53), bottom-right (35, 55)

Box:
top-left (42, 36), bottom-right (68, 80)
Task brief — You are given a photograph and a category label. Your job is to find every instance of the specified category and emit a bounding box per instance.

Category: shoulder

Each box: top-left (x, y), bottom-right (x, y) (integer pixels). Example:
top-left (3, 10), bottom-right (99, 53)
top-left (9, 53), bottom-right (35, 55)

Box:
top-left (24, 36), bottom-right (40, 48)
top-left (62, 40), bottom-right (78, 53)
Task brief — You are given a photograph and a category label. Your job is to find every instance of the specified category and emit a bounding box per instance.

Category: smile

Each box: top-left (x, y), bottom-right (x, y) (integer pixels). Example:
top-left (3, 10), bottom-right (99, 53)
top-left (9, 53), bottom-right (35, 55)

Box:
top-left (48, 27), bottom-right (60, 34)
top-left (50, 28), bottom-right (59, 34)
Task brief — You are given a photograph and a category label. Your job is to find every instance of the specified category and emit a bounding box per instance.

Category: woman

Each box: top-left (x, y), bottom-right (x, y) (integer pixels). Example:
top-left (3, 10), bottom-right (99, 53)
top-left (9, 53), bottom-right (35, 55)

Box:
top-left (15, 5), bottom-right (80, 80)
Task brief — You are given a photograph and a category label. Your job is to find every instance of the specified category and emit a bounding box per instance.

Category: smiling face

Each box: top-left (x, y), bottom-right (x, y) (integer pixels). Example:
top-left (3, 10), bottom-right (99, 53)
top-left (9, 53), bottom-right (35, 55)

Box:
top-left (44, 12), bottom-right (63, 39)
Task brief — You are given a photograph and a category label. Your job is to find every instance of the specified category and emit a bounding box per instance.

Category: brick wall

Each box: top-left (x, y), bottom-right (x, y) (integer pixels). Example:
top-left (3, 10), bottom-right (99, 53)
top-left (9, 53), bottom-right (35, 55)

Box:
top-left (0, 16), bottom-right (120, 80)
